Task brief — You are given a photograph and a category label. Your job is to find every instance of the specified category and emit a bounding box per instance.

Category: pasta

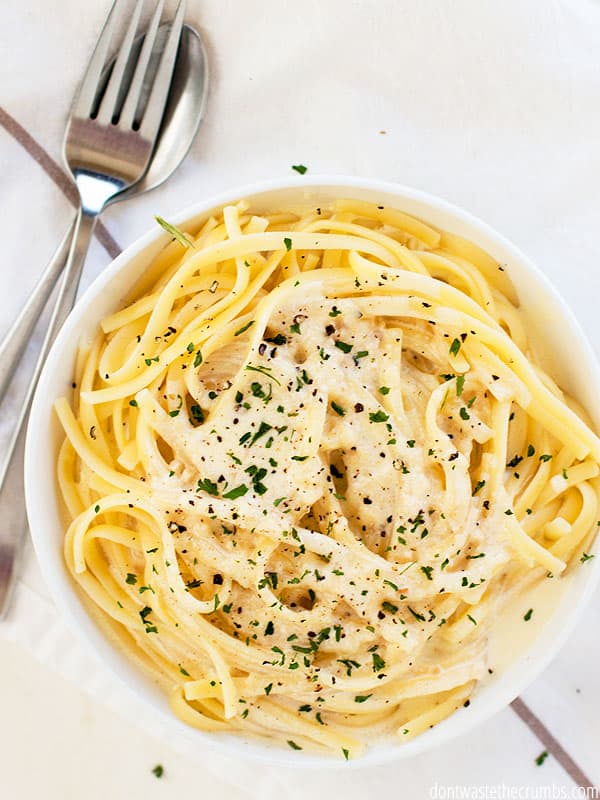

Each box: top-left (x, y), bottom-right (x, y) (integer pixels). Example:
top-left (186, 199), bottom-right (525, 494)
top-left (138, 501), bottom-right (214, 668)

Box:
top-left (55, 198), bottom-right (600, 759)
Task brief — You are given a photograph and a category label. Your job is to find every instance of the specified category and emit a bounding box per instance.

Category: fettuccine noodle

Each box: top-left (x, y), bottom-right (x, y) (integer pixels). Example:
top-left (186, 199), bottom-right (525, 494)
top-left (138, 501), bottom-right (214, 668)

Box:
top-left (55, 198), bottom-right (600, 758)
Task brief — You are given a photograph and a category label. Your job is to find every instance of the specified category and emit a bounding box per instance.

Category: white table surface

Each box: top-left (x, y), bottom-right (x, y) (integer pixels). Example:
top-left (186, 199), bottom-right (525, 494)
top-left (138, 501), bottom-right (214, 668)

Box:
top-left (1, 1), bottom-right (600, 797)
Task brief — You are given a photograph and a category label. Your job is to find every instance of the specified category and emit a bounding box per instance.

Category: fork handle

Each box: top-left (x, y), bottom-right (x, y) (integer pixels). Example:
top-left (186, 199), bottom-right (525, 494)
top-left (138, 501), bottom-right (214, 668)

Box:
top-left (0, 217), bottom-right (76, 403)
top-left (0, 208), bottom-right (98, 618)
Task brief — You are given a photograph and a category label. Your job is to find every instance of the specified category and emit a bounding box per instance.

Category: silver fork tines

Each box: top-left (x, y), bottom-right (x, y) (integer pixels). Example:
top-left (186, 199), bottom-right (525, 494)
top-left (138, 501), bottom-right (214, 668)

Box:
top-left (96, 0), bottom-right (146, 126)
top-left (67, 0), bottom-right (185, 189)
top-left (72, 1), bottom-right (122, 118)
top-left (119, 0), bottom-right (165, 128)
top-left (140, 0), bottom-right (185, 139)
top-left (0, 0), bottom-right (189, 619)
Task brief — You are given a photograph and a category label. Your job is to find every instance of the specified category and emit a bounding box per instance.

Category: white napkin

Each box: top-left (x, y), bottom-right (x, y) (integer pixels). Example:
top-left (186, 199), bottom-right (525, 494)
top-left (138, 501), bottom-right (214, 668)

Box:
top-left (2, 0), bottom-right (600, 795)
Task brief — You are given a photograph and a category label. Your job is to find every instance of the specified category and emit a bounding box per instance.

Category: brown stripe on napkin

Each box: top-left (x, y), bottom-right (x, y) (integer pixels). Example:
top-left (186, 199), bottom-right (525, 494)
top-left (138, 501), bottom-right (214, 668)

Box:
top-left (0, 106), bottom-right (122, 260)
top-left (511, 698), bottom-right (597, 789)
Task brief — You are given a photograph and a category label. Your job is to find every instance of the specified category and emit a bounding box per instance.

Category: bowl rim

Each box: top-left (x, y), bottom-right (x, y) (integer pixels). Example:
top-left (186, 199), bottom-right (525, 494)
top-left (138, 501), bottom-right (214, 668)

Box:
top-left (24, 174), bottom-right (600, 769)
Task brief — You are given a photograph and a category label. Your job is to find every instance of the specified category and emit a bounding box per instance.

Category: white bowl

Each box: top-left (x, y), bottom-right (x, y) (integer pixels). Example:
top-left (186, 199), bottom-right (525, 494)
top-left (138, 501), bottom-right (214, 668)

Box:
top-left (25, 177), bottom-right (600, 768)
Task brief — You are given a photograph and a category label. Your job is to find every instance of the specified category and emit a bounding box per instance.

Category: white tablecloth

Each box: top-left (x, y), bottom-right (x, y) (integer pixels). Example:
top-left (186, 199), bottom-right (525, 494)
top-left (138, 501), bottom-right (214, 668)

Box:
top-left (1, 1), bottom-right (600, 797)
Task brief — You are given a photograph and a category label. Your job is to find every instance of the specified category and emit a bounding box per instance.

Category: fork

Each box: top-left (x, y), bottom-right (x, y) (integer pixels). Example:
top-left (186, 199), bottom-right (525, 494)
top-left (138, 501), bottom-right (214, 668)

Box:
top-left (0, 0), bottom-right (185, 617)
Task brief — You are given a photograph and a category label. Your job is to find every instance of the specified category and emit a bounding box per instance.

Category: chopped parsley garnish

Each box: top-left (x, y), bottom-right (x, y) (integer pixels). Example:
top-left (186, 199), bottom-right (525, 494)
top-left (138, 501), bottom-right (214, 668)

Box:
top-left (290, 320), bottom-right (302, 335)
top-left (331, 400), bottom-right (346, 416)
top-left (472, 480), bottom-right (486, 496)
top-left (125, 573), bottom-right (137, 585)
top-left (155, 215), bottom-right (194, 248)
top-left (379, 386), bottom-right (390, 395)
top-left (250, 382), bottom-right (272, 403)
top-left (223, 484), bottom-right (249, 500)
top-left (245, 364), bottom-right (282, 385)
top-left (291, 164), bottom-right (308, 174)
top-left (535, 751), bottom-right (549, 767)
top-left (329, 306), bottom-right (342, 317)
top-left (420, 565), bottom-right (434, 581)
top-left (234, 320), bottom-right (255, 336)
top-left (266, 333), bottom-right (287, 345)
top-left (151, 764), bottom-right (164, 778)
top-left (369, 410), bottom-right (389, 423)
top-left (337, 658), bottom-right (361, 676)
top-left (456, 374), bottom-right (465, 396)
top-left (248, 421), bottom-right (273, 447)
top-left (193, 349), bottom-right (203, 367)
top-left (527, 444), bottom-right (535, 457)
top-left (197, 478), bottom-right (219, 496)
top-left (283, 237), bottom-right (292, 252)
top-left (523, 608), bottom-right (534, 621)
top-left (139, 606), bottom-right (157, 634)
top-left (382, 601), bottom-right (398, 614)
top-left (407, 606), bottom-right (426, 622)
top-left (335, 340), bottom-right (353, 354)
top-left (459, 407), bottom-right (470, 421)
top-left (129, 399), bottom-right (138, 407)
top-left (581, 553), bottom-right (595, 563)
top-left (287, 740), bottom-right (302, 750)
top-left (354, 694), bottom-right (372, 703)
top-left (449, 338), bottom-right (461, 356)
top-left (189, 404), bottom-right (204, 425)
top-left (539, 454), bottom-right (552, 462)
top-left (372, 652), bottom-right (386, 672)
top-left (258, 572), bottom-right (279, 591)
